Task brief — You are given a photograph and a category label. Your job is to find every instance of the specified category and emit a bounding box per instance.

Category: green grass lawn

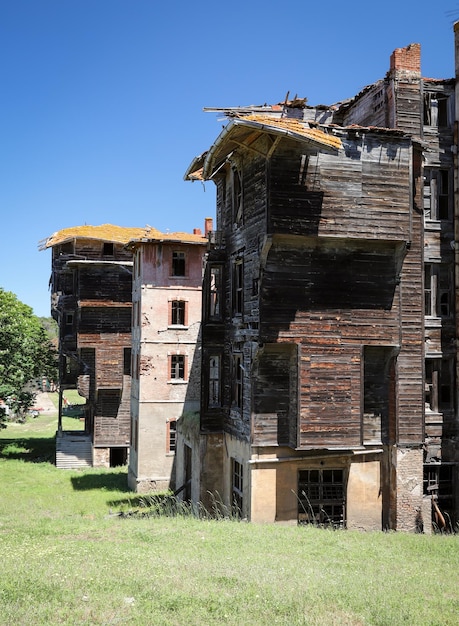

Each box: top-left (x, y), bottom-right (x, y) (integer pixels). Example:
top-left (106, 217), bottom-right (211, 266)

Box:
top-left (1, 414), bottom-right (459, 625)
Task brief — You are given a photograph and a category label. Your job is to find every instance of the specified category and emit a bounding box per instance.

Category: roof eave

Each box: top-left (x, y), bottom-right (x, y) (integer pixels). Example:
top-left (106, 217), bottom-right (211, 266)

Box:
top-left (201, 118), bottom-right (341, 179)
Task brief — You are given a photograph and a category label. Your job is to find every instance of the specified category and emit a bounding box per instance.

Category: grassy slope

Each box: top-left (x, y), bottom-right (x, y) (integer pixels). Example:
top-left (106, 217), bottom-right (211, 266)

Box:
top-left (1, 414), bottom-right (459, 625)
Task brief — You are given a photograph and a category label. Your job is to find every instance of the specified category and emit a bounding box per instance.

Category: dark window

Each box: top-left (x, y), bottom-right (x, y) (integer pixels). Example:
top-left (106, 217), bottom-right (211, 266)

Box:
top-left (233, 353), bottom-right (243, 409)
top-left (172, 251), bottom-right (186, 276)
top-left (232, 459), bottom-right (243, 516)
top-left (438, 170), bottom-right (450, 220)
top-left (170, 355), bottom-right (185, 380)
top-left (233, 259), bottom-right (243, 316)
top-left (232, 168), bottom-right (243, 226)
top-left (423, 465), bottom-right (454, 526)
top-left (167, 419), bottom-right (177, 453)
top-left (208, 266), bottom-right (222, 319)
top-left (60, 242), bottom-right (74, 255)
top-left (124, 348), bottom-right (131, 375)
top-left (184, 444), bottom-right (192, 501)
top-left (298, 469), bottom-right (345, 528)
top-left (424, 168), bottom-right (451, 221)
top-left (171, 301), bottom-right (186, 326)
top-left (208, 355), bottom-right (221, 407)
top-left (103, 242), bottom-right (114, 256)
top-left (64, 312), bottom-right (74, 334)
top-left (424, 94), bottom-right (449, 127)
top-left (425, 359), bottom-right (454, 412)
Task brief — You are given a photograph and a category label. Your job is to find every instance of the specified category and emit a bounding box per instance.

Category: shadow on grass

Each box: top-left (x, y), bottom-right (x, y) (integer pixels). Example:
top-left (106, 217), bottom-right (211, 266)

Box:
top-left (0, 437), bottom-right (55, 463)
top-left (108, 495), bottom-right (154, 509)
top-left (71, 471), bottom-right (130, 493)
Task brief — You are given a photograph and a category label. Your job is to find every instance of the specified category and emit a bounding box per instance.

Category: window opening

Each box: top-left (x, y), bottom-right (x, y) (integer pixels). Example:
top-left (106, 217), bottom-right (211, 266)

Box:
top-left (233, 353), bottom-right (243, 409)
top-left (425, 264), bottom-right (437, 317)
top-left (64, 312), bottom-right (74, 334)
top-left (170, 354), bottom-right (185, 380)
top-left (184, 444), bottom-right (192, 501)
top-left (232, 459), bottom-right (243, 516)
top-left (233, 258), bottom-right (243, 315)
top-left (438, 170), bottom-right (450, 220)
top-left (298, 469), bottom-right (345, 528)
top-left (209, 266), bottom-right (222, 319)
top-left (425, 359), bottom-right (454, 413)
top-left (103, 242), bottom-right (114, 256)
top-left (171, 301), bottom-right (186, 326)
top-left (424, 465), bottom-right (454, 527)
top-left (232, 168), bottom-right (243, 226)
top-left (167, 419), bottom-right (177, 453)
top-left (424, 169), bottom-right (451, 221)
top-left (208, 355), bottom-right (221, 407)
top-left (123, 348), bottom-right (131, 376)
top-left (172, 251), bottom-right (186, 276)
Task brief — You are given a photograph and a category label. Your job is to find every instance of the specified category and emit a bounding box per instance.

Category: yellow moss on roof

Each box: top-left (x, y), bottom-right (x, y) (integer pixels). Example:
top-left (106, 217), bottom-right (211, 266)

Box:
top-left (41, 223), bottom-right (207, 250)
top-left (242, 114), bottom-right (342, 149)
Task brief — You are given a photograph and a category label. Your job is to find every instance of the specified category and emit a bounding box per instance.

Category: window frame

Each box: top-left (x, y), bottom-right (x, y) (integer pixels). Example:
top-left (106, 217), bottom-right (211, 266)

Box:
top-left (231, 458), bottom-right (244, 516)
top-left (169, 353), bottom-right (187, 382)
top-left (166, 418), bottom-right (177, 454)
top-left (208, 264), bottom-right (223, 320)
top-left (424, 168), bottom-right (452, 222)
top-left (232, 258), bottom-right (243, 316)
top-left (232, 353), bottom-right (243, 409)
top-left (172, 251), bottom-right (186, 277)
top-left (169, 300), bottom-right (187, 327)
top-left (232, 167), bottom-right (243, 227)
top-left (425, 358), bottom-right (454, 413)
top-left (208, 354), bottom-right (221, 407)
top-left (298, 468), bottom-right (345, 528)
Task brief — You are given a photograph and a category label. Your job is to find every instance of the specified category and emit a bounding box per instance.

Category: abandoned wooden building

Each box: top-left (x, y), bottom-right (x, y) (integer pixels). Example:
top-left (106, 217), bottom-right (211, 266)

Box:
top-left (41, 224), bottom-right (151, 468)
top-left (183, 39), bottom-right (459, 531)
top-left (126, 223), bottom-right (209, 493)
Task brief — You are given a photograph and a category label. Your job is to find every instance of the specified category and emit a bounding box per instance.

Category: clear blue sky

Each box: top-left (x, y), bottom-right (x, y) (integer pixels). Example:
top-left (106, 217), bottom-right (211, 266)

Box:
top-left (0, 0), bottom-right (456, 317)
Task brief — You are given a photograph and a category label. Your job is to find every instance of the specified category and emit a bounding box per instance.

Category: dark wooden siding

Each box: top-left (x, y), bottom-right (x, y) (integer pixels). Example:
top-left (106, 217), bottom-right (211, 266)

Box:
top-left (252, 343), bottom-right (298, 447)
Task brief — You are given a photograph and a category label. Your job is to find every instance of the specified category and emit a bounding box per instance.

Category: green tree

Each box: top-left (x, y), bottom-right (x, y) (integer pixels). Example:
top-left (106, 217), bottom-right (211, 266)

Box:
top-left (0, 289), bottom-right (58, 425)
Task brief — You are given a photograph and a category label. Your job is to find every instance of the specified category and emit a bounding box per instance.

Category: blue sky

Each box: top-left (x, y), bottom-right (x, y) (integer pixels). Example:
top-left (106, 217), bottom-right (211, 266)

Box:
top-left (0, 0), bottom-right (457, 317)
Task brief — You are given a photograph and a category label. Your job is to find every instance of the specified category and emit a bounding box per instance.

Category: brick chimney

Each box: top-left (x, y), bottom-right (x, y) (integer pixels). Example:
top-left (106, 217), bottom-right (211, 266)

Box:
top-left (390, 43), bottom-right (421, 74)
top-left (204, 217), bottom-right (213, 235)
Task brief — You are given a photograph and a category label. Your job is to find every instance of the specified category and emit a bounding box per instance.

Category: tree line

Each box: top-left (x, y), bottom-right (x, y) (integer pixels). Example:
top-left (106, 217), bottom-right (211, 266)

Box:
top-left (0, 288), bottom-right (58, 426)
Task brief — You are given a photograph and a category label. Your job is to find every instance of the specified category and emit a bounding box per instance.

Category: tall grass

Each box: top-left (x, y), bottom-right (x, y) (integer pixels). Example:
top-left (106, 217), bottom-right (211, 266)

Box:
top-left (1, 413), bottom-right (459, 625)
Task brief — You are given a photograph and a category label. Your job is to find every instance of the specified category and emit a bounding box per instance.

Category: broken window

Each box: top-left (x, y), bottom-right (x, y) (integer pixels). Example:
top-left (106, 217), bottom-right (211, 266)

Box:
top-left (232, 458), bottom-right (244, 516)
top-left (170, 354), bottom-right (186, 381)
top-left (103, 242), bottom-right (114, 256)
top-left (425, 264), bottom-right (452, 318)
top-left (170, 300), bottom-right (186, 326)
top-left (424, 168), bottom-right (451, 221)
top-left (298, 469), bottom-right (345, 528)
top-left (172, 251), bottom-right (186, 276)
top-left (59, 241), bottom-right (74, 255)
top-left (64, 312), bottom-right (74, 335)
top-left (363, 346), bottom-right (396, 445)
top-left (425, 358), bottom-right (454, 413)
top-left (167, 419), bottom-right (177, 454)
top-left (424, 93), bottom-right (449, 127)
top-left (123, 348), bottom-right (131, 375)
top-left (232, 167), bottom-right (243, 226)
top-left (232, 353), bottom-right (243, 409)
top-left (208, 265), bottom-right (222, 319)
top-left (424, 464), bottom-right (454, 527)
top-left (232, 258), bottom-right (243, 316)
top-left (208, 355), bottom-right (221, 407)
top-left (425, 264), bottom-right (438, 317)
